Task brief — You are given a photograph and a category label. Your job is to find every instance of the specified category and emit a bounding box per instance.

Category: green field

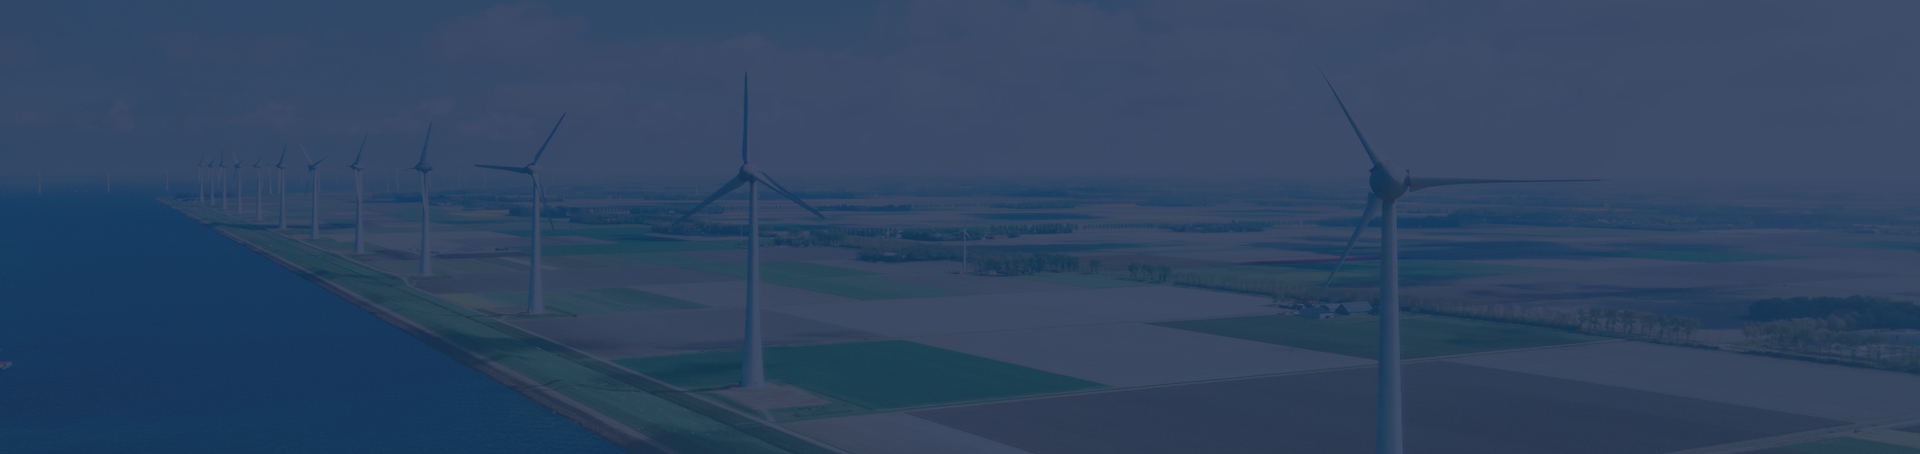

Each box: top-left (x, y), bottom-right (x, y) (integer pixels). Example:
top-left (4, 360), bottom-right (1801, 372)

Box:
top-left (500, 226), bottom-right (658, 241)
top-left (1597, 250), bottom-right (1801, 262)
top-left (474, 287), bottom-right (705, 316)
top-left (429, 257), bottom-right (524, 274)
top-left (1154, 313), bottom-right (1604, 359)
top-left (1014, 272), bottom-right (1155, 288)
top-left (616, 340), bottom-right (1104, 418)
top-left (1778, 437), bottom-right (1920, 454)
top-left (613, 255), bottom-right (968, 300)
top-left (535, 240), bottom-right (742, 255)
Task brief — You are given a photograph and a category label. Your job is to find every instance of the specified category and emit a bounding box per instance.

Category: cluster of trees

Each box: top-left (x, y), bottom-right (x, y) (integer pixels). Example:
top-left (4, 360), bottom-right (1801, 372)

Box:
top-left (897, 224), bottom-right (1075, 241)
top-left (857, 242), bottom-right (962, 262)
top-left (1576, 308), bottom-right (1701, 339)
top-left (1160, 221), bottom-right (1272, 233)
top-left (1128, 263), bottom-right (1175, 282)
top-left (968, 252), bottom-right (1078, 275)
top-left (1137, 197), bottom-right (1219, 207)
top-left (1749, 295), bottom-right (1920, 330)
top-left (1444, 205), bottom-right (1903, 232)
top-left (818, 204), bottom-right (911, 212)
top-left (1744, 317), bottom-right (1919, 371)
top-left (990, 201), bottom-right (1077, 209)
top-left (1315, 216), bottom-right (1463, 229)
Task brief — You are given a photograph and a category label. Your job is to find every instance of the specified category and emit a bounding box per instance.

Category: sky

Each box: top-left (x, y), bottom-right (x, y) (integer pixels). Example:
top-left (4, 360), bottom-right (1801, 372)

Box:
top-left (2, 0), bottom-right (1916, 181)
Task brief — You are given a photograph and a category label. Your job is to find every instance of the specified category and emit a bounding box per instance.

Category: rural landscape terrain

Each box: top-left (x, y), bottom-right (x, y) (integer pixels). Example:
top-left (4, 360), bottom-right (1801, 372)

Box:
top-left (165, 176), bottom-right (1920, 454)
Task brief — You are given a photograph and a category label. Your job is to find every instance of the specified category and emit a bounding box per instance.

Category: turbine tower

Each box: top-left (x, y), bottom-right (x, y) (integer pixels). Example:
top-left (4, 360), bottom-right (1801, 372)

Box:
top-left (196, 154), bottom-right (208, 204)
top-left (232, 155), bottom-right (246, 215)
top-left (349, 136), bottom-right (368, 254)
top-left (675, 75), bottom-right (827, 388)
top-left (275, 147), bottom-right (289, 229)
top-left (1313, 69), bottom-right (1596, 454)
top-left (477, 114), bottom-right (567, 315)
top-left (217, 151), bottom-right (229, 211)
top-left (252, 153), bottom-right (265, 221)
top-left (300, 147), bottom-right (326, 240)
top-left (409, 125), bottom-right (436, 277)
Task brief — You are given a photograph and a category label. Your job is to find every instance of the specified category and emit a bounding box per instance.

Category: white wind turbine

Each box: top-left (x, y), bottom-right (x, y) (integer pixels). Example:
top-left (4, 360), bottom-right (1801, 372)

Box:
top-left (217, 151), bottom-right (229, 210)
top-left (275, 147), bottom-right (289, 229)
top-left (408, 125), bottom-right (436, 277)
top-left (300, 146), bottom-right (326, 240)
top-left (252, 153), bottom-right (265, 221)
top-left (476, 113), bottom-right (568, 315)
top-left (1313, 69), bottom-right (1597, 454)
top-left (196, 154), bottom-right (208, 204)
top-left (675, 75), bottom-right (827, 388)
top-left (231, 154), bottom-right (247, 215)
top-left (348, 136), bottom-right (368, 254)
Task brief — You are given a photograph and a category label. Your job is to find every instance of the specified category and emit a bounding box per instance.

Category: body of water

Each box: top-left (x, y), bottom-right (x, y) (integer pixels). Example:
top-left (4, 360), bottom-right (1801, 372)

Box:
top-left (0, 194), bottom-right (623, 453)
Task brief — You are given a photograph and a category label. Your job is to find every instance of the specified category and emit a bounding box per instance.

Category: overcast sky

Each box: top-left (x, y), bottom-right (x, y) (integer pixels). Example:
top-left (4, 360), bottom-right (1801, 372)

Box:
top-left (2, 0), bottom-right (1915, 181)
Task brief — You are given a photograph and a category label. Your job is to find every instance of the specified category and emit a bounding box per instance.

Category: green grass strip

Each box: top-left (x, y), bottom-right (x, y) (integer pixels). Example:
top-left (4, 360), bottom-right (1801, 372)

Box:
top-left (171, 202), bottom-right (830, 454)
top-left (1595, 250), bottom-right (1801, 263)
top-left (1154, 313), bottom-right (1604, 359)
top-left (618, 340), bottom-right (1105, 412)
top-left (1013, 273), bottom-right (1154, 288)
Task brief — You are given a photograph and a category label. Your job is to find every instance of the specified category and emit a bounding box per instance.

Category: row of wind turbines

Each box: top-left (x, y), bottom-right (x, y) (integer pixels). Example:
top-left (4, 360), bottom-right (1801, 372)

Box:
top-left (183, 71), bottom-right (1589, 454)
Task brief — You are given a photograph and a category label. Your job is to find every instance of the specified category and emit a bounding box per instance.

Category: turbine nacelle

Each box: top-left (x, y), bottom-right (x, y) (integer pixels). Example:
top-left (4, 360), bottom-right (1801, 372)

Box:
top-left (412, 162), bottom-right (433, 173)
top-left (1369, 161), bottom-right (1409, 202)
top-left (524, 163), bottom-right (541, 174)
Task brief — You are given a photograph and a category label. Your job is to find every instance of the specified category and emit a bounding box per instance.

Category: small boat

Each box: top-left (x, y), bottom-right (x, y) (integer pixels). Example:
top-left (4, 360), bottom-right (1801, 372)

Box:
top-left (0, 361), bottom-right (10, 371)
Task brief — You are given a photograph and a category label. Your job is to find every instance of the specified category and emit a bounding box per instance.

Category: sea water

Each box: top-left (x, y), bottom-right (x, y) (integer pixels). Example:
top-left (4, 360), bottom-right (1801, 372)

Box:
top-left (0, 194), bottom-right (623, 453)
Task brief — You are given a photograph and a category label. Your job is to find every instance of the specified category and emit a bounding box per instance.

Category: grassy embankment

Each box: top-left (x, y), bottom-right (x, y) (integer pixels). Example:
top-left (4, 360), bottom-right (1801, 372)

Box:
top-left (168, 200), bottom-right (832, 454)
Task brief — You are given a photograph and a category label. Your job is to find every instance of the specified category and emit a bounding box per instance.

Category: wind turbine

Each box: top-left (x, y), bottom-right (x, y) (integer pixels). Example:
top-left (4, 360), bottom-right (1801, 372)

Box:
top-left (1313, 68), bottom-right (1597, 454)
top-left (349, 136), bottom-right (368, 254)
top-left (409, 125), bottom-right (436, 277)
top-left (232, 154), bottom-right (247, 216)
top-left (217, 151), bottom-right (229, 211)
top-left (275, 147), bottom-right (289, 229)
top-left (300, 146), bottom-right (326, 240)
top-left (196, 154), bottom-right (208, 204)
top-left (253, 153), bottom-right (265, 221)
top-left (476, 114), bottom-right (567, 315)
top-left (674, 75), bottom-right (827, 388)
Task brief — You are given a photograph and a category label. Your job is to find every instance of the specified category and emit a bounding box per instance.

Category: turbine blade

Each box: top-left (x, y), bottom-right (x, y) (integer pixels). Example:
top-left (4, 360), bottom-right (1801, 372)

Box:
top-left (1316, 195), bottom-right (1380, 302)
top-left (673, 175), bottom-right (749, 224)
top-left (416, 123), bottom-right (433, 167)
top-left (277, 146), bottom-right (287, 167)
top-left (351, 135), bottom-right (367, 166)
top-left (741, 73), bottom-right (750, 164)
top-left (1315, 65), bottom-right (1384, 168)
top-left (1407, 177), bottom-right (1604, 192)
top-left (752, 170), bottom-right (825, 219)
top-left (300, 145), bottom-right (314, 166)
top-left (475, 164), bottom-right (531, 174)
top-left (530, 113), bottom-right (565, 165)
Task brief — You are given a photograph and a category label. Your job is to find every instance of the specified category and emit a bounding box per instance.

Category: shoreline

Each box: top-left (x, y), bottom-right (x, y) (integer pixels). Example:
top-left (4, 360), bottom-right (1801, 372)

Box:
top-left (164, 200), bottom-right (834, 454)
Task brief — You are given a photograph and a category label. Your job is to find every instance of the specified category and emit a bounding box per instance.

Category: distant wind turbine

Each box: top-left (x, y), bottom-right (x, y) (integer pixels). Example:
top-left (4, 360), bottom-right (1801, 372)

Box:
top-left (275, 147), bottom-right (289, 229)
top-left (217, 151), bottom-right (229, 211)
top-left (231, 155), bottom-right (246, 215)
top-left (252, 153), bottom-right (265, 221)
top-left (349, 136), bottom-right (368, 254)
top-left (1313, 67), bottom-right (1598, 454)
top-left (674, 75), bottom-right (827, 388)
top-left (300, 146), bottom-right (326, 240)
top-left (196, 154), bottom-right (208, 204)
top-left (409, 125), bottom-right (436, 277)
top-left (477, 113), bottom-right (567, 315)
